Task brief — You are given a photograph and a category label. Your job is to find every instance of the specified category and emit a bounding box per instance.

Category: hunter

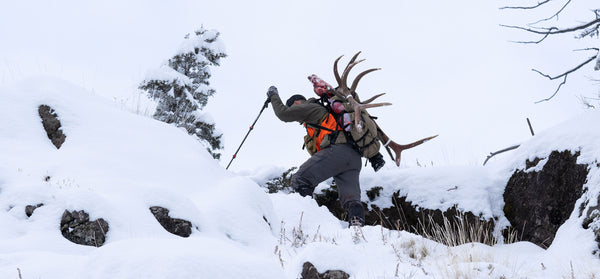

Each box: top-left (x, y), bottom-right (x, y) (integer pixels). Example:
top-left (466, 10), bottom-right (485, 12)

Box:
top-left (266, 86), bottom-right (366, 227)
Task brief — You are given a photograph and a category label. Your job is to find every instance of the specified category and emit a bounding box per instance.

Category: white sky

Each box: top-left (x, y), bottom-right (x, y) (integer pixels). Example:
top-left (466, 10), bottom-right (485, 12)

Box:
top-left (1, 0), bottom-right (598, 172)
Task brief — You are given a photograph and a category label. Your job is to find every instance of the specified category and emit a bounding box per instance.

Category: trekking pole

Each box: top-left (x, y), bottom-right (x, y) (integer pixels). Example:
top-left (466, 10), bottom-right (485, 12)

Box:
top-left (226, 98), bottom-right (271, 170)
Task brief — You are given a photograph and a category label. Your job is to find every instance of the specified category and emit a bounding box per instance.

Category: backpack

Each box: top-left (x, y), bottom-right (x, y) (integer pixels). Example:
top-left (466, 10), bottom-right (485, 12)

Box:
top-left (303, 97), bottom-right (381, 159)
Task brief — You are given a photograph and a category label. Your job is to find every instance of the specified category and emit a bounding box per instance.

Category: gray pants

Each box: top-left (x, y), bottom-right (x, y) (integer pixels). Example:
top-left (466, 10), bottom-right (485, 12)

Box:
top-left (292, 143), bottom-right (364, 223)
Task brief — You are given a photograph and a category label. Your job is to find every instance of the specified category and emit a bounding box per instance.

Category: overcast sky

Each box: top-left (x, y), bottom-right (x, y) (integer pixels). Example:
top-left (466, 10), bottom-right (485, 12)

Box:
top-left (1, 0), bottom-right (598, 172)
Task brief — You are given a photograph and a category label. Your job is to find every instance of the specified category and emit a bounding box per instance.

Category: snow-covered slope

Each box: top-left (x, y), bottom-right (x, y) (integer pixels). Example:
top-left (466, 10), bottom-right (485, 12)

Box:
top-left (0, 77), bottom-right (283, 278)
top-left (1, 77), bottom-right (598, 278)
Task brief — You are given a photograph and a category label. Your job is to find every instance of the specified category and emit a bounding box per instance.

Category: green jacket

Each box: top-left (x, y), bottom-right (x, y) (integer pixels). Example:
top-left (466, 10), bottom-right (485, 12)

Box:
top-left (269, 94), bottom-right (348, 150)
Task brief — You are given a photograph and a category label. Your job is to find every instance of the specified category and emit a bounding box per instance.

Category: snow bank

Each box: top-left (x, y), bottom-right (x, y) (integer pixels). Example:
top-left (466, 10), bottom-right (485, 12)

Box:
top-left (0, 77), bottom-right (598, 278)
top-left (0, 77), bottom-right (283, 278)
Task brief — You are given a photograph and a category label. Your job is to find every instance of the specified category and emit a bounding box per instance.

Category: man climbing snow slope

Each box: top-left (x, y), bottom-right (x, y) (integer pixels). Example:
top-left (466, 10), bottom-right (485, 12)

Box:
top-left (266, 86), bottom-right (365, 227)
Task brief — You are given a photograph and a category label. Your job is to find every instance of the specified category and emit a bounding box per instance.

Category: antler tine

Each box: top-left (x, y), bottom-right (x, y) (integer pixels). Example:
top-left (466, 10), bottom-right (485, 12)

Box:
top-left (387, 136), bottom-right (438, 166)
top-left (347, 51), bottom-right (362, 66)
top-left (375, 122), bottom-right (438, 166)
top-left (350, 100), bottom-right (392, 134)
top-left (334, 52), bottom-right (362, 90)
top-left (340, 59), bottom-right (365, 91)
top-left (356, 102), bottom-right (392, 110)
top-left (333, 55), bottom-right (344, 85)
top-left (361, 93), bottom-right (386, 104)
top-left (350, 68), bottom-right (380, 93)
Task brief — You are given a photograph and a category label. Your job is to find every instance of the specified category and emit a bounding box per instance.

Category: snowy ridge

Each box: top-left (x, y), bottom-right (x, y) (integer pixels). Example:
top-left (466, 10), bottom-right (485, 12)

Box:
top-left (1, 77), bottom-right (599, 278)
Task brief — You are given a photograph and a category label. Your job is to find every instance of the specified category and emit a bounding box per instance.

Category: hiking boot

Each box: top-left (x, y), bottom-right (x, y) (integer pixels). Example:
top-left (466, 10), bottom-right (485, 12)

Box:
top-left (344, 201), bottom-right (365, 227)
top-left (349, 216), bottom-right (365, 227)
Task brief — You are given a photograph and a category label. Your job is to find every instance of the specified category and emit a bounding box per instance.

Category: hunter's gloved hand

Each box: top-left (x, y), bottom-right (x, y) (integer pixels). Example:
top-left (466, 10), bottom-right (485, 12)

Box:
top-left (369, 152), bottom-right (385, 172)
top-left (267, 86), bottom-right (279, 99)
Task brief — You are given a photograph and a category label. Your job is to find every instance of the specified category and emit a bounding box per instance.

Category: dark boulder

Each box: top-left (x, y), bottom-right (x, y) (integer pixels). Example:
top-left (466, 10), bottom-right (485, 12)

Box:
top-left (25, 203), bottom-right (44, 217)
top-left (38, 105), bottom-right (66, 149)
top-left (301, 262), bottom-right (350, 279)
top-left (149, 206), bottom-right (193, 237)
top-left (61, 210), bottom-right (109, 247)
top-left (504, 150), bottom-right (588, 248)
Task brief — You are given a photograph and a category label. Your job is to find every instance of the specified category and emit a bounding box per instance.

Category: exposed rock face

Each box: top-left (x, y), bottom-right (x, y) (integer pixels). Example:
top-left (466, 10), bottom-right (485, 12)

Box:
top-left (504, 150), bottom-right (588, 248)
top-left (301, 262), bottom-right (350, 279)
top-left (38, 105), bottom-right (66, 149)
top-left (314, 187), bottom-right (495, 245)
top-left (60, 210), bottom-right (109, 247)
top-left (149, 206), bottom-right (193, 237)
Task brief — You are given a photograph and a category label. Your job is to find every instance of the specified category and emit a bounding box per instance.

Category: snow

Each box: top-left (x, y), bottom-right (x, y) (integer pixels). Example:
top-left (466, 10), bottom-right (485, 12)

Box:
top-left (1, 77), bottom-right (599, 278)
top-left (143, 65), bottom-right (192, 87)
top-left (176, 28), bottom-right (226, 64)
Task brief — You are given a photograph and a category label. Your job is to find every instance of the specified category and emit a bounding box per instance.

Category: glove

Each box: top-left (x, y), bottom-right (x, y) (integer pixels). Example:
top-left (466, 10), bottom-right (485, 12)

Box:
top-left (369, 152), bottom-right (385, 172)
top-left (267, 86), bottom-right (279, 99)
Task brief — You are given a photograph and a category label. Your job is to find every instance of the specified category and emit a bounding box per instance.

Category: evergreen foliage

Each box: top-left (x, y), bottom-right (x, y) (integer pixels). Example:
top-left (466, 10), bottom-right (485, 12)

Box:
top-left (139, 27), bottom-right (227, 159)
top-left (264, 167), bottom-right (298, 194)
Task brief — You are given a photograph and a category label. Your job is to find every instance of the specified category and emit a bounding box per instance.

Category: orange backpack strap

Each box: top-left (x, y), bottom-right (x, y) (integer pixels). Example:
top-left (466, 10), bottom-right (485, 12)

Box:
top-left (304, 113), bottom-right (340, 152)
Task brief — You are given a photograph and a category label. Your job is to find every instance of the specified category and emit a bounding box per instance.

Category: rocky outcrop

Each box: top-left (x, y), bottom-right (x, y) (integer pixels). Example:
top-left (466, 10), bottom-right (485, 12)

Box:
top-left (149, 206), bottom-right (193, 237)
top-left (314, 186), bottom-right (495, 245)
top-left (312, 150), bottom-right (598, 251)
top-left (60, 210), bottom-right (109, 247)
top-left (504, 150), bottom-right (588, 248)
top-left (301, 262), bottom-right (350, 279)
top-left (38, 105), bottom-right (67, 149)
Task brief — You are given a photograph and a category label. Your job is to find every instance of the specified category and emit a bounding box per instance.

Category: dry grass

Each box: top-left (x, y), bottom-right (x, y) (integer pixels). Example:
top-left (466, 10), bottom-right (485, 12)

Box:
top-left (415, 212), bottom-right (517, 247)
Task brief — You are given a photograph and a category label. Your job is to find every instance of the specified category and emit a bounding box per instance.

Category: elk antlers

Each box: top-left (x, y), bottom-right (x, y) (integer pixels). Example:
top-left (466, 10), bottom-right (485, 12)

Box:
top-left (333, 51), bottom-right (391, 132)
top-left (333, 52), bottom-right (438, 166)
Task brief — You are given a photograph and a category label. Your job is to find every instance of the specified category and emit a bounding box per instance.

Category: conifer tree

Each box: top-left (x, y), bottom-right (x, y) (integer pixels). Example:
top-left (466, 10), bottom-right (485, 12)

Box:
top-left (139, 27), bottom-right (227, 159)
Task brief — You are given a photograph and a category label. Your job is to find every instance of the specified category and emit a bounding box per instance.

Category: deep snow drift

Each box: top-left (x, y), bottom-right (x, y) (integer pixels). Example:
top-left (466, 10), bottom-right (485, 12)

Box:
top-left (0, 77), bottom-right (598, 278)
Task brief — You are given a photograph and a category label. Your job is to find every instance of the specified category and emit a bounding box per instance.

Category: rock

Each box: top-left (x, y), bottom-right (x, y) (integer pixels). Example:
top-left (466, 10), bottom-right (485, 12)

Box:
top-left (314, 187), bottom-right (495, 245)
top-left (300, 262), bottom-right (350, 279)
top-left (25, 203), bottom-right (44, 217)
top-left (582, 196), bottom-right (600, 255)
top-left (321, 270), bottom-right (350, 279)
top-left (313, 185), bottom-right (346, 221)
top-left (38, 105), bottom-right (67, 149)
top-left (149, 206), bottom-right (192, 237)
top-left (504, 150), bottom-right (588, 248)
top-left (301, 262), bottom-right (320, 279)
top-left (60, 210), bottom-right (109, 247)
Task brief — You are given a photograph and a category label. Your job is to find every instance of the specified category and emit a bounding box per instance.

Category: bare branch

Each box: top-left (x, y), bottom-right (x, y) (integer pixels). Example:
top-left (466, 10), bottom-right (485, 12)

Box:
top-left (534, 75), bottom-right (567, 103)
top-left (502, 1), bottom-right (600, 102)
top-left (501, 17), bottom-right (600, 36)
top-left (502, 17), bottom-right (600, 44)
top-left (574, 47), bottom-right (600, 52)
top-left (500, 0), bottom-right (550, 10)
top-left (533, 55), bottom-right (598, 103)
top-left (499, 0), bottom-right (572, 24)
top-left (533, 55), bottom-right (598, 80)
top-left (501, 25), bottom-right (555, 43)
top-left (530, 0), bottom-right (572, 24)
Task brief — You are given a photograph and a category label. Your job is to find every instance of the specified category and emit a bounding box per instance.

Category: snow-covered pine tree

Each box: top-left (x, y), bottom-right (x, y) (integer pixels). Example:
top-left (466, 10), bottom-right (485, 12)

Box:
top-left (139, 27), bottom-right (227, 159)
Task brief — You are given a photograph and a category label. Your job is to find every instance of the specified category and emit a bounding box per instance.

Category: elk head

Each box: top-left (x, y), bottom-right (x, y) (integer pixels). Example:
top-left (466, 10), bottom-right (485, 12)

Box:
top-left (332, 51), bottom-right (391, 132)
